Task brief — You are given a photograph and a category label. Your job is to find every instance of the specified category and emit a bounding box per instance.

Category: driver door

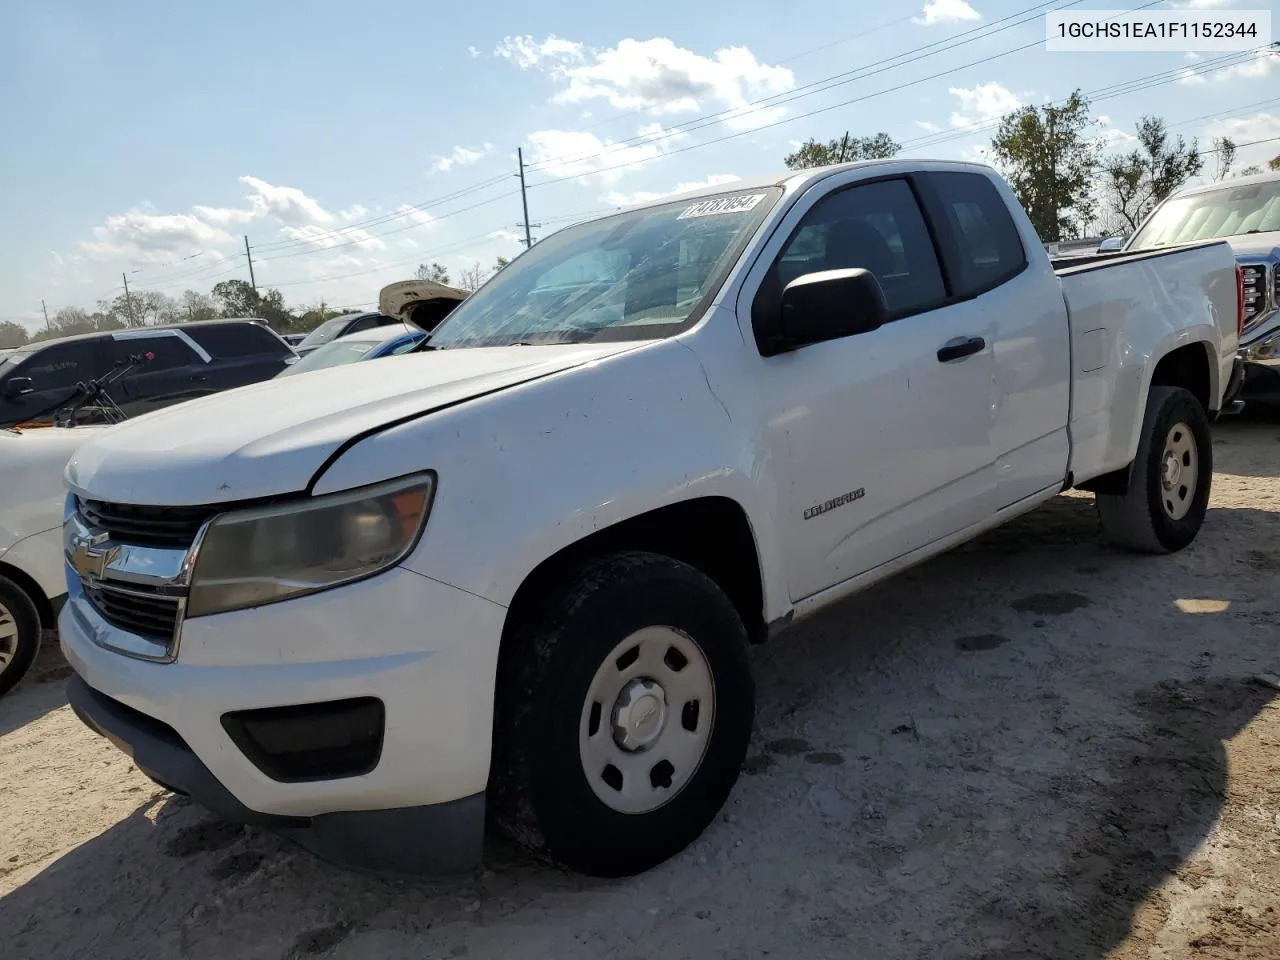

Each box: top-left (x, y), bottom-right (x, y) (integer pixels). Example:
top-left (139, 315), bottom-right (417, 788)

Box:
top-left (746, 176), bottom-right (999, 601)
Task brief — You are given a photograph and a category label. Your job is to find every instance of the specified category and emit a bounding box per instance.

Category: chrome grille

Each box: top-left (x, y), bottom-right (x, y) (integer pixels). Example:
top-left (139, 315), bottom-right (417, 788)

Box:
top-left (83, 582), bottom-right (182, 640)
top-left (1241, 263), bottom-right (1266, 327)
top-left (77, 498), bottom-right (214, 549)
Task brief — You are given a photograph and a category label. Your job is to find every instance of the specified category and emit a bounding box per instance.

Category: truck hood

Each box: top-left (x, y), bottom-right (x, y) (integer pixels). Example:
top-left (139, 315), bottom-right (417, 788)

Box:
top-left (1224, 231), bottom-right (1280, 259)
top-left (66, 343), bottom-right (635, 506)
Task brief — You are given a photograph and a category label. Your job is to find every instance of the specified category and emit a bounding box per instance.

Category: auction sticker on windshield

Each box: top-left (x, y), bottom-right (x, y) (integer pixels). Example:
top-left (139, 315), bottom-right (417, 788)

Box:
top-left (677, 194), bottom-right (767, 220)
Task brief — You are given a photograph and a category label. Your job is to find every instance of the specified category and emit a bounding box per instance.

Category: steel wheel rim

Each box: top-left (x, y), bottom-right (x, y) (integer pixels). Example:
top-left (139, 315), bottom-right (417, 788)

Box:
top-left (578, 625), bottom-right (716, 815)
top-left (0, 601), bottom-right (18, 676)
top-left (1159, 421), bottom-right (1199, 521)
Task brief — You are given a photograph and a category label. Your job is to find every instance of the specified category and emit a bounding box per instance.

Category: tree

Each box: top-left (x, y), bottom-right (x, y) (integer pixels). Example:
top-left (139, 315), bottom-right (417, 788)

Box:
top-left (494, 255), bottom-right (511, 272)
top-left (1211, 137), bottom-right (1237, 181)
top-left (211, 279), bottom-right (261, 318)
top-left (457, 262), bottom-right (486, 293)
top-left (52, 307), bottom-right (97, 337)
top-left (0, 320), bottom-right (29, 348)
top-left (1269, 153), bottom-right (1280, 171)
top-left (179, 290), bottom-right (219, 323)
top-left (415, 262), bottom-right (450, 284)
top-left (784, 132), bottom-right (901, 170)
top-left (1101, 116), bottom-right (1204, 234)
top-left (1237, 165), bottom-right (1264, 177)
top-left (989, 90), bottom-right (1099, 242)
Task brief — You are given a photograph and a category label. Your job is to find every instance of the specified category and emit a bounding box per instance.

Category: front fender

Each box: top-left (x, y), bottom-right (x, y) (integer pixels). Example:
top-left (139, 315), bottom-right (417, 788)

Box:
top-left (310, 339), bottom-right (782, 619)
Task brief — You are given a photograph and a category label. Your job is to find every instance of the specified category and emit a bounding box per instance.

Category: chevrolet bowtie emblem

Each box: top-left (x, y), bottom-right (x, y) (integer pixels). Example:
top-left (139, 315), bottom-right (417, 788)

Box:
top-left (68, 530), bottom-right (117, 585)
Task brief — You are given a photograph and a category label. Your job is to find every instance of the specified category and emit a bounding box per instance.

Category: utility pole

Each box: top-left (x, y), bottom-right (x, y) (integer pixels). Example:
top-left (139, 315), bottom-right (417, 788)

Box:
top-left (41, 299), bottom-right (51, 333)
top-left (515, 147), bottom-right (540, 248)
top-left (121, 272), bottom-right (138, 326)
top-left (1047, 108), bottom-right (1058, 244)
top-left (244, 235), bottom-right (257, 292)
top-left (838, 132), bottom-right (851, 163)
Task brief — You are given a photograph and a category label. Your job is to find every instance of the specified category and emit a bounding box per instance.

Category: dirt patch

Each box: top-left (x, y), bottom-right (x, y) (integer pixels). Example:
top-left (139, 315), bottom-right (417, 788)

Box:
top-left (1, 418), bottom-right (1278, 960)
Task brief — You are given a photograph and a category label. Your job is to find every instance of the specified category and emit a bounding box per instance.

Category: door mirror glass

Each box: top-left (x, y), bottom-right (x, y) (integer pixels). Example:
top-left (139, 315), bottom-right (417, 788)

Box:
top-left (1096, 236), bottom-right (1124, 253)
top-left (2, 376), bottom-right (33, 399)
top-left (778, 268), bottom-right (888, 350)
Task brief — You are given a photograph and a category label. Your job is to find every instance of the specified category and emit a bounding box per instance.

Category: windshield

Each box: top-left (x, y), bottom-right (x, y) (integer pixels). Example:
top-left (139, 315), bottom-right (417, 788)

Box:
top-left (1129, 179), bottom-right (1280, 250)
top-left (296, 315), bottom-right (357, 350)
top-left (425, 188), bottom-right (781, 348)
top-left (276, 338), bottom-right (377, 377)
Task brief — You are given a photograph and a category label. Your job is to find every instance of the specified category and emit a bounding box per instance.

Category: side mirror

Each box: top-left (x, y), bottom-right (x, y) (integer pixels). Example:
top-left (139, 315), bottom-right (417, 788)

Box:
top-left (1097, 237), bottom-right (1124, 253)
top-left (2, 376), bottom-right (33, 399)
top-left (778, 269), bottom-right (888, 350)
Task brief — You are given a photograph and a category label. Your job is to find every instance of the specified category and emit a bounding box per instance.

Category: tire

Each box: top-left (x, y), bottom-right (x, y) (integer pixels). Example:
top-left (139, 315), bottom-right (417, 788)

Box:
top-left (1097, 386), bottom-right (1213, 553)
top-left (491, 551), bottom-right (754, 878)
top-left (0, 575), bottom-right (43, 699)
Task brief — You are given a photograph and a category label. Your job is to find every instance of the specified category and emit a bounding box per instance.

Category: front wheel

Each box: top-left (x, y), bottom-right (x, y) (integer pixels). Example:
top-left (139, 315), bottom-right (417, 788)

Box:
top-left (0, 575), bottom-right (42, 699)
top-left (1097, 386), bottom-right (1213, 553)
top-left (492, 552), bottom-right (754, 877)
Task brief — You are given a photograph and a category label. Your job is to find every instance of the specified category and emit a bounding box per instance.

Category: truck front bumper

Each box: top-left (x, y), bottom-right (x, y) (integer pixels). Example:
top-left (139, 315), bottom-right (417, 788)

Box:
top-left (67, 673), bottom-right (485, 875)
top-left (60, 564), bottom-right (508, 877)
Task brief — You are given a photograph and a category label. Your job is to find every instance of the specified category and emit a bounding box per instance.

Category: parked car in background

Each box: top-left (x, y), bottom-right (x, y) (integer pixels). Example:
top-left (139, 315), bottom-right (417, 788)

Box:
top-left (0, 319), bottom-right (296, 428)
top-left (282, 333), bottom-right (307, 347)
top-left (291, 311), bottom-right (403, 357)
top-left (1122, 170), bottom-right (1279, 405)
top-left (378, 279), bottom-right (469, 333)
top-left (275, 324), bottom-right (425, 379)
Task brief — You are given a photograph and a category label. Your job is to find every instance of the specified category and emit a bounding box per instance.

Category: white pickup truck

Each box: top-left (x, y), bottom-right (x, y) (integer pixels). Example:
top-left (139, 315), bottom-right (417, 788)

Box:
top-left (61, 160), bottom-right (1244, 879)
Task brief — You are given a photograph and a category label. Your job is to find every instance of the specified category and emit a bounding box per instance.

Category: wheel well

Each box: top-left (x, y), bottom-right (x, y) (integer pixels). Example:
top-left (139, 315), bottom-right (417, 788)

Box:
top-left (0, 560), bottom-right (54, 628)
top-left (1150, 342), bottom-right (1212, 412)
top-left (1075, 343), bottom-right (1214, 497)
top-left (501, 497), bottom-right (767, 649)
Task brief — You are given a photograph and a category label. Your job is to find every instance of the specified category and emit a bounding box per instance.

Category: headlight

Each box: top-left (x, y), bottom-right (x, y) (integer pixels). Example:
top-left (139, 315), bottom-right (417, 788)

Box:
top-left (185, 472), bottom-right (435, 618)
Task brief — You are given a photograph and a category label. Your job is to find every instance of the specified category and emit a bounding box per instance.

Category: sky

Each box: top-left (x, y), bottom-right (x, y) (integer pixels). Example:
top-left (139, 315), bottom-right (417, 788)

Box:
top-left (1, 0), bottom-right (1278, 333)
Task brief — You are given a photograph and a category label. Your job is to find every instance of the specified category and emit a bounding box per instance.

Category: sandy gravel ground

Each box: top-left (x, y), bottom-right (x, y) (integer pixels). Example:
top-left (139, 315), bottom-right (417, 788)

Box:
top-left (2, 416), bottom-right (1278, 960)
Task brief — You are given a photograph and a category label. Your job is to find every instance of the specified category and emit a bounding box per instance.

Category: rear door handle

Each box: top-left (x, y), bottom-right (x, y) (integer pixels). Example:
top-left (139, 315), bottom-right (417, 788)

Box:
top-left (937, 336), bottom-right (986, 363)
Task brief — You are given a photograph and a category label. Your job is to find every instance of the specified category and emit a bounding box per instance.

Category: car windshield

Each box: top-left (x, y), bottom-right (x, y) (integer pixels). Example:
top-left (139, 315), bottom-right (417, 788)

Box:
top-left (276, 338), bottom-right (377, 377)
top-left (1128, 179), bottom-right (1280, 250)
top-left (296, 315), bottom-right (357, 350)
top-left (425, 187), bottom-right (781, 348)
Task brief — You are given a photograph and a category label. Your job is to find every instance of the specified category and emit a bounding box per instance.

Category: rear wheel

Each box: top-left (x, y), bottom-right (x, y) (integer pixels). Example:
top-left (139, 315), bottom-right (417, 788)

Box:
top-left (0, 575), bottom-right (42, 698)
top-left (492, 552), bottom-right (754, 877)
top-left (1097, 386), bottom-right (1213, 553)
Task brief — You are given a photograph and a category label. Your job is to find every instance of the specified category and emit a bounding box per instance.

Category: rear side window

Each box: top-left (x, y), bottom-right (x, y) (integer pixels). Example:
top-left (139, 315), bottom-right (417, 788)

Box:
top-left (186, 322), bottom-right (290, 358)
top-left (110, 334), bottom-right (201, 370)
top-left (927, 172), bottom-right (1027, 296)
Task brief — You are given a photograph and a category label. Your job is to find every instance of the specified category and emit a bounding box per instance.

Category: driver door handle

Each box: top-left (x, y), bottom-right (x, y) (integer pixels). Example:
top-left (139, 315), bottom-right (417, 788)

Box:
top-left (937, 336), bottom-right (986, 363)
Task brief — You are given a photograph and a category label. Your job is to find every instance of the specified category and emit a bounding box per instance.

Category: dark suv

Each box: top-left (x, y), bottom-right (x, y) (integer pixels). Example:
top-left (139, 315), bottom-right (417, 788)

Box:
top-left (291, 311), bottom-right (402, 357)
top-left (0, 319), bottom-right (297, 427)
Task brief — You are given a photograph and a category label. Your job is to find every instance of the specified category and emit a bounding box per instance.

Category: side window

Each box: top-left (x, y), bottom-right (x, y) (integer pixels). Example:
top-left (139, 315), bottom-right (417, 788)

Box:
top-left (769, 179), bottom-right (946, 319)
top-left (16, 341), bottom-right (100, 390)
top-left (373, 314), bottom-right (400, 328)
top-left (111, 335), bottom-right (200, 371)
top-left (187, 322), bottom-right (290, 358)
top-left (346, 315), bottom-right (380, 334)
top-left (927, 171), bottom-right (1027, 296)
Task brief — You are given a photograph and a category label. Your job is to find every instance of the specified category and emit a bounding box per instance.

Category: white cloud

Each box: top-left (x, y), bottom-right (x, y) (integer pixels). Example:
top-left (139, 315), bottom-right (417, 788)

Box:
top-left (1180, 48), bottom-right (1279, 86)
top-left (340, 204), bottom-right (369, 221)
top-left (430, 143), bottom-right (494, 173)
top-left (1184, 52), bottom-right (1202, 63)
top-left (394, 205), bottom-right (438, 229)
top-left (467, 45), bottom-right (481, 58)
top-left (524, 37), bottom-right (794, 132)
top-left (914, 0), bottom-right (981, 26)
top-left (1176, 68), bottom-right (1207, 87)
top-left (279, 224), bottom-right (386, 252)
top-left (915, 120), bottom-right (941, 133)
top-left (948, 82), bottom-right (1021, 128)
top-left (488, 228), bottom-right (524, 243)
top-left (80, 210), bottom-right (236, 261)
top-left (1168, 0), bottom-right (1237, 8)
top-left (956, 143), bottom-right (989, 164)
top-left (240, 175), bottom-right (334, 226)
top-left (493, 34), bottom-right (583, 69)
top-left (602, 173), bottom-right (741, 208)
top-left (525, 127), bottom-right (674, 183)
top-left (192, 204), bottom-right (256, 225)
top-left (1207, 111), bottom-right (1280, 149)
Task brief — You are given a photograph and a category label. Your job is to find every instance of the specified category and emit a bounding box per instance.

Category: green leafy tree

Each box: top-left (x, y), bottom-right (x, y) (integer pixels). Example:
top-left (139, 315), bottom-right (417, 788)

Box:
top-left (0, 320), bottom-right (29, 348)
top-left (784, 132), bottom-right (901, 170)
top-left (1211, 137), bottom-right (1237, 181)
top-left (415, 262), bottom-right (450, 284)
top-left (211, 279), bottom-right (260, 318)
top-left (989, 90), bottom-right (1100, 242)
top-left (179, 290), bottom-right (219, 323)
top-left (1101, 116), bottom-right (1204, 233)
top-left (1269, 153), bottom-right (1280, 171)
top-left (1237, 165), bottom-right (1264, 177)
